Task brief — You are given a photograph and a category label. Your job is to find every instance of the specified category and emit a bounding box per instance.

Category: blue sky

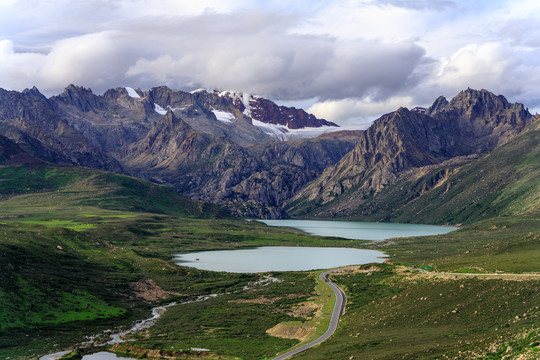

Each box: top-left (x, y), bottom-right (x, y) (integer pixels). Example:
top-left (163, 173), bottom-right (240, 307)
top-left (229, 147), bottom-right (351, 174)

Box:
top-left (1, 0), bottom-right (539, 127)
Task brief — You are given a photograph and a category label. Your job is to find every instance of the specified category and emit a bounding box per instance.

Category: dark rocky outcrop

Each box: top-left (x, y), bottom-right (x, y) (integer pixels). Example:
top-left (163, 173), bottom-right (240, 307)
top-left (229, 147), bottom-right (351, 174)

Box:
top-left (0, 134), bottom-right (43, 166)
top-left (54, 84), bottom-right (107, 112)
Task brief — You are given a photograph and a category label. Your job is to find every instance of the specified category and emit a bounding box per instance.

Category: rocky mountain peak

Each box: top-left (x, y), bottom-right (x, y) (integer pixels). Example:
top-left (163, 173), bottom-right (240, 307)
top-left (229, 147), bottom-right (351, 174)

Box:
top-left (212, 89), bottom-right (338, 130)
top-left (55, 84), bottom-right (104, 112)
top-left (21, 86), bottom-right (47, 100)
top-left (247, 96), bottom-right (338, 129)
top-left (446, 88), bottom-right (510, 117)
top-left (426, 96), bottom-right (449, 116)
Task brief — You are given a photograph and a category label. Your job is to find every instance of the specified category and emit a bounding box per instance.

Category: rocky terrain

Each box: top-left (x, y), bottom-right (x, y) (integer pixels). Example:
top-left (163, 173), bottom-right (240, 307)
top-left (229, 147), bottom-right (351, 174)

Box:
top-left (0, 85), bottom-right (354, 217)
top-left (287, 89), bottom-right (536, 220)
top-left (0, 85), bottom-right (536, 219)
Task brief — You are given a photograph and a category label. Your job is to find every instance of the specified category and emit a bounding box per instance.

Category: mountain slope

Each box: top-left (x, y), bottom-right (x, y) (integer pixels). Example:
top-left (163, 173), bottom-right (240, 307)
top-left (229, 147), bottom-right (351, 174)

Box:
top-left (356, 117), bottom-right (540, 224)
top-left (121, 110), bottom-right (360, 217)
top-left (287, 89), bottom-right (534, 221)
top-left (0, 160), bottom-right (227, 219)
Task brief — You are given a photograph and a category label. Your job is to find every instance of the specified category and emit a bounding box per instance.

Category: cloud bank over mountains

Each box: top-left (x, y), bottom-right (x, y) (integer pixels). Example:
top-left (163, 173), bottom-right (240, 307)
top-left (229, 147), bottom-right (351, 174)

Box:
top-left (1, 0), bottom-right (540, 127)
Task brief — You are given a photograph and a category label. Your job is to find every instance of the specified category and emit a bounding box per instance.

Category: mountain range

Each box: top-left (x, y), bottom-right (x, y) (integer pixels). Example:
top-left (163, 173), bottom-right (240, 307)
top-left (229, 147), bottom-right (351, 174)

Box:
top-left (0, 85), bottom-right (537, 222)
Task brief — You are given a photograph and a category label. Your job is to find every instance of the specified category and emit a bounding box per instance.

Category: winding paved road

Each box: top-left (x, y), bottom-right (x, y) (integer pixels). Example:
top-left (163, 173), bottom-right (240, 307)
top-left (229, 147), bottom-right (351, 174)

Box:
top-left (273, 269), bottom-right (346, 360)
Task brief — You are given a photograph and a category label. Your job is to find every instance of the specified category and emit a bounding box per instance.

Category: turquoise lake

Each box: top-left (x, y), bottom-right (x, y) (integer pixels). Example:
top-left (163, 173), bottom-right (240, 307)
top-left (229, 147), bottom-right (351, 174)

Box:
top-left (173, 220), bottom-right (456, 273)
top-left (259, 219), bottom-right (457, 241)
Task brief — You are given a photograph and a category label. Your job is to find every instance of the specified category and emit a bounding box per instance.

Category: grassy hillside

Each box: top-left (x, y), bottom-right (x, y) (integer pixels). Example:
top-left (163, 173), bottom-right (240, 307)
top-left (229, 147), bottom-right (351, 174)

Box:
top-left (0, 164), bottom-right (228, 218)
top-left (0, 161), bottom-right (359, 359)
top-left (295, 265), bottom-right (540, 360)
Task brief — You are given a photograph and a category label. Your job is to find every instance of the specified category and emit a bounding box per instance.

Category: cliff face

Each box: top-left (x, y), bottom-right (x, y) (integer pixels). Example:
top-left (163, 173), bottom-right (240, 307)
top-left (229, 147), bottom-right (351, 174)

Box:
top-left (287, 89), bottom-right (534, 218)
top-left (0, 87), bottom-right (122, 171)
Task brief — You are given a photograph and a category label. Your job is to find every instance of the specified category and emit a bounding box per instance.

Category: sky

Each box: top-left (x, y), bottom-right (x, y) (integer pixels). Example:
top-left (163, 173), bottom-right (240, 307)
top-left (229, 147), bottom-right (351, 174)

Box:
top-left (1, 0), bottom-right (540, 128)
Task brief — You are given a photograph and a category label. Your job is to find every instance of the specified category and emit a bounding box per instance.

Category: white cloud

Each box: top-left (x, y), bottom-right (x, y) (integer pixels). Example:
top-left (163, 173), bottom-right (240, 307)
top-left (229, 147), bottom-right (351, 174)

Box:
top-left (308, 96), bottom-right (416, 128)
top-left (294, 1), bottom-right (431, 42)
top-left (122, 12), bottom-right (429, 102)
top-left (0, 0), bottom-right (540, 125)
top-left (0, 32), bottom-right (134, 94)
top-left (436, 43), bottom-right (515, 93)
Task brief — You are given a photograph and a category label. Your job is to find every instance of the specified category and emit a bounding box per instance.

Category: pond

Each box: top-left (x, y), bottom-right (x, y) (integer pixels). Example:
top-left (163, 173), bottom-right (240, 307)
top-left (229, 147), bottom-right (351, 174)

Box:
top-left (259, 219), bottom-right (457, 241)
top-left (173, 246), bottom-right (387, 273)
top-left (82, 352), bottom-right (134, 360)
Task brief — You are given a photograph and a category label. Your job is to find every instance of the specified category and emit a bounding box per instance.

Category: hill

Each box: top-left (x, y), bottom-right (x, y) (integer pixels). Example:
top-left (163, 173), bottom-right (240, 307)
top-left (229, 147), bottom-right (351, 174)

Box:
top-left (0, 163), bottom-right (227, 220)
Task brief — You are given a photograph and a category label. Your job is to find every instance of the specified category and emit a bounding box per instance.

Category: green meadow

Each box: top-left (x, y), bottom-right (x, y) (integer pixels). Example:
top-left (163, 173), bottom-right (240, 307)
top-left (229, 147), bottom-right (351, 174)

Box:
top-left (0, 162), bottom-right (538, 359)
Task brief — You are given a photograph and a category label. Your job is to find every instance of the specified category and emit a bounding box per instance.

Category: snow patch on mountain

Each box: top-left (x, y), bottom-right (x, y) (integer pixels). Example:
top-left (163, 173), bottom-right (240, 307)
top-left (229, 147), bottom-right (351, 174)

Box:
top-left (212, 110), bottom-right (235, 123)
top-left (252, 120), bottom-right (340, 140)
top-left (125, 87), bottom-right (141, 99)
top-left (154, 103), bottom-right (167, 115)
top-left (218, 90), bottom-right (253, 116)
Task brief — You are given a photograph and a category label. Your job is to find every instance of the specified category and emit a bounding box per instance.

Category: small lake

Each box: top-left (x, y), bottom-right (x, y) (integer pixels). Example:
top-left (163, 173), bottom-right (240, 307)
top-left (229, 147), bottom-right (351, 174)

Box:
top-left (82, 352), bottom-right (134, 360)
top-left (174, 246), bottom-right (387, 273)
top-left (259, 219), bottom-right (457, 241)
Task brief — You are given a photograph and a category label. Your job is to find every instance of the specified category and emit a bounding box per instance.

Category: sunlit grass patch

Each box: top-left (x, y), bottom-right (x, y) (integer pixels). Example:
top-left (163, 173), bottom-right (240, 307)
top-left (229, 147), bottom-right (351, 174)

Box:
top-left (5, 219), bottom-right (96, 231)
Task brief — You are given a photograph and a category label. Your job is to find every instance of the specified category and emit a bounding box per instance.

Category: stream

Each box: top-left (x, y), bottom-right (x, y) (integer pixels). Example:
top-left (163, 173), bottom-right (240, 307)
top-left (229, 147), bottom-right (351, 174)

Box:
top-left (39, 276), bottom-right (279, 360)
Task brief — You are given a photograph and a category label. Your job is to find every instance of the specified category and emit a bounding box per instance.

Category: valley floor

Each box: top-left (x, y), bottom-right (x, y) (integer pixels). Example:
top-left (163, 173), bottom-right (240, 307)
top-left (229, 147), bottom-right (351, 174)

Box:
top-left (0, 172), bottom-right (538, 359)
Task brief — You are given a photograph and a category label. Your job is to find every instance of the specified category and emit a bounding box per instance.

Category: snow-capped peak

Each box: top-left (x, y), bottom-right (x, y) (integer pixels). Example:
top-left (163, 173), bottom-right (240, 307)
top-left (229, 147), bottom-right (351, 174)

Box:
top-left (216, 90), bottom-right (253, 116)
top-left (190, 88), bottom-right (206, 94)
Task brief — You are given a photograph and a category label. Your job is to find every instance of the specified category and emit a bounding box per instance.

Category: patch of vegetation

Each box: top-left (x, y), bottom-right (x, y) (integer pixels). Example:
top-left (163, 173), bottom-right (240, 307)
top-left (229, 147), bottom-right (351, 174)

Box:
top-left (295, 268), bottom-right (540, 360)
top-left (130, 272), bottom-right (316, 360)
top-left (370, 217), bottom-right (540, 273)
top-left (479, 329), bottom-right (540, 359)
top-left (331, 265), bottom-right (399, 311)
